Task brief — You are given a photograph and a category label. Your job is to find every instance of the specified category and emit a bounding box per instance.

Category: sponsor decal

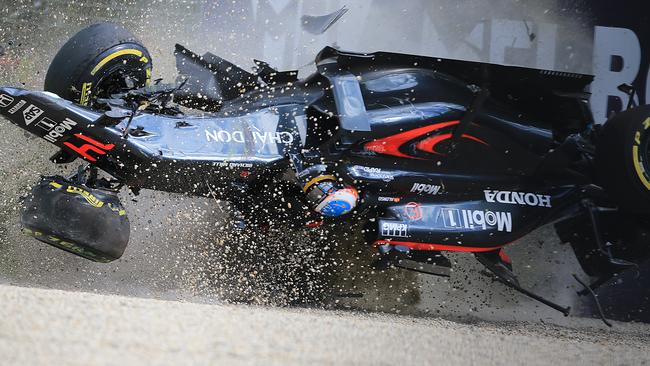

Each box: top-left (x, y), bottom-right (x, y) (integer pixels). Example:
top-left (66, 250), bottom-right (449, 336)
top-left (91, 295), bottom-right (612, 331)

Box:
top-left (361, 166), bottom-right (395, 182)
top-left (205, 129), bottom-right (293, 144)
top-left (404, 202), bottom-right (423, 221)
top-left (21, 227), bottom-right (109, 262)
top-left (63, 134), bottom-right (115, 162)
top-left (442, 208), bottom-right (512, 233)
top-left (50, 181), bottom-right (125, 215)
top-left (381, 222), bottom-right (409, 238)
top-left (39, 117), bottom-right (78, 143)
top-left (363, 167), bottom-right (382, 173)
top-left (22, 104), bottom-right (43, 125)
top-left (348, 166), bottom-right (396, 182)
top-left (216, 161), bottom-right (253, 168)
top-left (36, 117), bottom-right (56, 131)
top-left (378, 196), bottom-right (401, 203)
top-left (107, 203), bottom-right (127, 216)
top-left (483, 190), bottom-right (551, 208)
top-left (411, 183), bottom-right (442, 195)
top-left (8, 99), bottom-right (26, 114)
top-left (0, 93), bottom-right (13, 107)
top-left (64, 185), bottom-right (104, 208)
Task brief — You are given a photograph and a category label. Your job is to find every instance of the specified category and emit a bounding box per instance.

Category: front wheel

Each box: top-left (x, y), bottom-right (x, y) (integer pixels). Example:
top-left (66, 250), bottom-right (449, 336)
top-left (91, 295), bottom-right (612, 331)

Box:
top-left (596, 105), bottom-right (650, 212)
top-left (21, 176), bottom-right (130, 262)
top-left (44, 22), bottom-right (152, 106)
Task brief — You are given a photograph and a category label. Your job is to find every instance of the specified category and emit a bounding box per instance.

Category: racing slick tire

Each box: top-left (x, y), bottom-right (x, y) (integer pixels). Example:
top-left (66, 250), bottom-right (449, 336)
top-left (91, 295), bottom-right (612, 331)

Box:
top-left (20, 176), bottom-right (130, 263)
top-left (596, 105), bottom-right (650, 212)
top-left (44, 22), bottom-right (152, 106)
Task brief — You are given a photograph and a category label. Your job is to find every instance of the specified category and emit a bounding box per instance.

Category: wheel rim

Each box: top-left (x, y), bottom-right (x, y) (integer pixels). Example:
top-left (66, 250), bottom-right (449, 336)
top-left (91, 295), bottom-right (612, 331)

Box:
top-left (90, 65), bottom-right (145, 107)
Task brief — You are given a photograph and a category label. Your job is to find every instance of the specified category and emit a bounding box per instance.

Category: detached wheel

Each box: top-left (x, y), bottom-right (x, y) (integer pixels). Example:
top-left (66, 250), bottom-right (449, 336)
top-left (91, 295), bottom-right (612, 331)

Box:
top-left (596, 105), bottom-right (650, 212)
top-left (44, 22), bottom-right (152, 106)
top-left (21, 176), bottom-right (130, 262)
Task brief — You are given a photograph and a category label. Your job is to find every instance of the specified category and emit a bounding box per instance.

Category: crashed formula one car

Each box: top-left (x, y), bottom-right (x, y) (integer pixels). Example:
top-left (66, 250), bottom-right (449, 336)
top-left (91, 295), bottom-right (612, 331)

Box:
top-left (2, 23), bottom-right (650, 316)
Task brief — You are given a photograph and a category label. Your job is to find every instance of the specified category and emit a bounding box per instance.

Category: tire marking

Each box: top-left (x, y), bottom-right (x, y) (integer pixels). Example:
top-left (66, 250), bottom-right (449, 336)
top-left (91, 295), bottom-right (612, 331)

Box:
top-left (91, 49), bottom-right (143, 76)
top-left (632, 145), bottom-right (650, 190)
top-left (79, 82), bottom-right (92, 106)
top-left (632, 118), bottom-right (650, 191)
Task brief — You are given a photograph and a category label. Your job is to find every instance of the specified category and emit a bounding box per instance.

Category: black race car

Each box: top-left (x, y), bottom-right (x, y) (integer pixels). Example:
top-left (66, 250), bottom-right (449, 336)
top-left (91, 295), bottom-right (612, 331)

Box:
top-left (1, 23), bottom-right (649, 316)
